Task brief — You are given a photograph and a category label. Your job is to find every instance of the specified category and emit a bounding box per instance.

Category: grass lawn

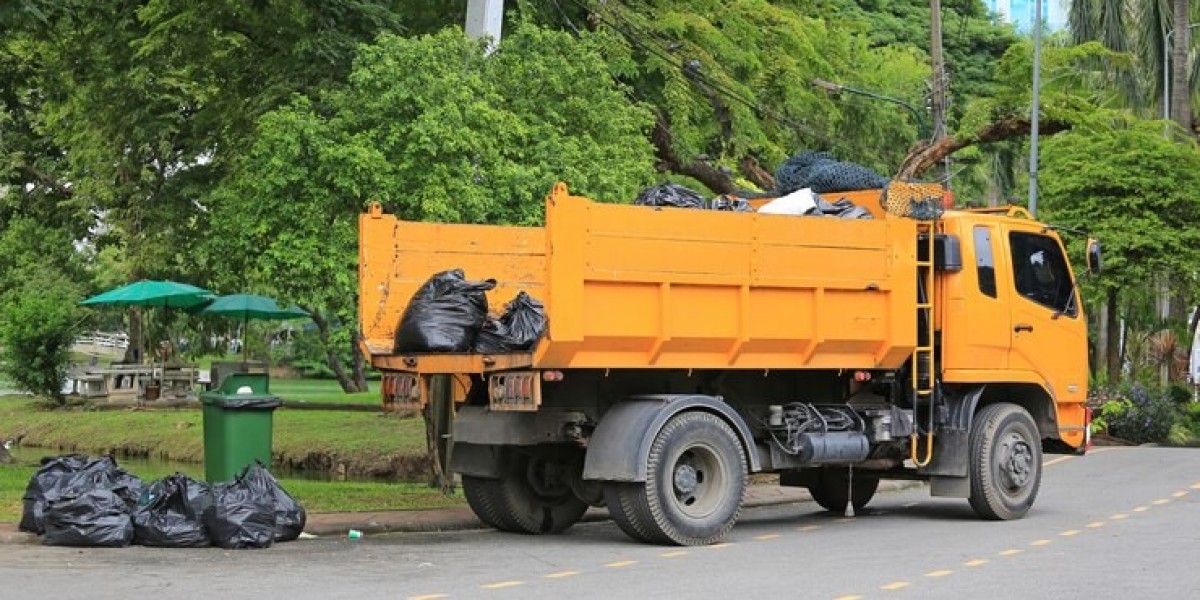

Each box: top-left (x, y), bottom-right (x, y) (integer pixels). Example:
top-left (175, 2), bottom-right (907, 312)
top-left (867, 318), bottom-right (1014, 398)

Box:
top-left (0, 396), bottom-right (426, 472)
top-left (0, 462), bottom-right (463, 524)
top-left (271, 378), bottom-right (378, 406)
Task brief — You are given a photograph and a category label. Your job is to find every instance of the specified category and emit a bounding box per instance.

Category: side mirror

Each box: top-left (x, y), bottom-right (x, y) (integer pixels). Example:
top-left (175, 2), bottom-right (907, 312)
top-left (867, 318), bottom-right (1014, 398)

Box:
top-left (1086, 238), bottom-right (1102, 275)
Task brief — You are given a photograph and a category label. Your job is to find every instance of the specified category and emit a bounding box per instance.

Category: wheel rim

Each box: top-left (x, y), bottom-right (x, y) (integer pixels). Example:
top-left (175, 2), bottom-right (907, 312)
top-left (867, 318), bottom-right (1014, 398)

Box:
top-left (669, 443), bottom-right (727, 518)
top-left (997, 431), bottom-right (1034, 494)
top-left (523, 456), bottom-right (572, 502)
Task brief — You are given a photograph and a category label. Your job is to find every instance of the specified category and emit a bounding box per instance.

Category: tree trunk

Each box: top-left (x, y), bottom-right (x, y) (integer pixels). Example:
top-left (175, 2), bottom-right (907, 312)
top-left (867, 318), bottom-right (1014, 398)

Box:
top-left (1171, 0), bottom-right (1193, 136)
top-left (123, 307), bottom-right (143, 364)
top-left (1095, 295), bottom-right (1109, 380)
top-left (1105, 288), bottom-right (1121, 383)
top-left (929, 0), bottom-right (947, 144)
top-left (350, 329), bottom-right (369, 392)
top-left (307, 309), bottom-right (360, 393)
top-left (897, 118), bottom-right (1069, 179)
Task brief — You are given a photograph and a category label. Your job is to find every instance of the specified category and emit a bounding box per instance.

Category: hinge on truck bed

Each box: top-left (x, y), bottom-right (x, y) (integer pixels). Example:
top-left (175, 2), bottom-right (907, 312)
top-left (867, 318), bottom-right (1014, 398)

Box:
top-left (911, 220), bottom-right (938, 467)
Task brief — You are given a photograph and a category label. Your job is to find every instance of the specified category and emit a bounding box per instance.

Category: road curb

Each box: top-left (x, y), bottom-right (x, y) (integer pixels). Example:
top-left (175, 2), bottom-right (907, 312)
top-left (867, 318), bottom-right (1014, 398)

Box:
top-left (301, 479), bottom-right (927, 538)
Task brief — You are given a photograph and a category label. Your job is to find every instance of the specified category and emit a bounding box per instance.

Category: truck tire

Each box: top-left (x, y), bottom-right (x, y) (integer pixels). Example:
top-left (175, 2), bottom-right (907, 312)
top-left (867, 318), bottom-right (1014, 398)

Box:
top-left (462, 476), bottom-right (518, 531)
top-left (463, 454), bottom-right (589, 534)
top-left (968, 402), bottom-right (1042, 520)
top-left (808, 468), bottom-right (880, 513)
top-left (604, 411), bottom-right (747, 546)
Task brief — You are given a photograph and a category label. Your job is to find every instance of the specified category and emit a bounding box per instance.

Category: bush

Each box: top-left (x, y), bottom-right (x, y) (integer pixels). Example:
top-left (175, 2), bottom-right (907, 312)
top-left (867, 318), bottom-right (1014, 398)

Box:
top-left (0, 276), bottom-right (84, 403)
top-left (1099, 383), bottom-right (1181, 444)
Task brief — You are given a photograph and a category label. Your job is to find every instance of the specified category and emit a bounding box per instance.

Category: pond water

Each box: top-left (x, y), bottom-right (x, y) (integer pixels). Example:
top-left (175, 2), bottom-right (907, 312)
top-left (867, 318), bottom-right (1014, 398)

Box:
top-left (7, 446), bottom-right (384, 483)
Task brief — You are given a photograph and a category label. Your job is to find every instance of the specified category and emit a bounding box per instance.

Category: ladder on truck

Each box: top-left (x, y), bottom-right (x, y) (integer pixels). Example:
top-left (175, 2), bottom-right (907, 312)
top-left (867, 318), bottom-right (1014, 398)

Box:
top-left (881, 181), bottom-right (944, 468)
top-left (911, 220), bottom-right (937, 467)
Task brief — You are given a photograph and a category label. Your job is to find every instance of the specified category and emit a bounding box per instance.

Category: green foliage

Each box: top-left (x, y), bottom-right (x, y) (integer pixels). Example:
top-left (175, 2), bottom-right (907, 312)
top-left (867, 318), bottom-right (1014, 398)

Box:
top-left (1039, 121), bottom-right (1200, 296)
top-left (1093, 382), bottom-right (1181, 444)
top-left (0, 272), bottom-right (84, 403)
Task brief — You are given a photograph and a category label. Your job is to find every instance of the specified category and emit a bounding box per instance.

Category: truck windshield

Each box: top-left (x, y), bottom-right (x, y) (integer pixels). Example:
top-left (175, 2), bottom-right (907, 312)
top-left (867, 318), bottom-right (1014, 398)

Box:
top-left (1009, 232), bottom-right (1076, 317)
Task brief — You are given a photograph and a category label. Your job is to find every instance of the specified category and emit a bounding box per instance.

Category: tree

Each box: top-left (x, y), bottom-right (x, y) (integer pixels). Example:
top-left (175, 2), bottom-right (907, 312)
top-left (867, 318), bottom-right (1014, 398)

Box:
top-left (208, 23), bottom-right (657, 391)
top-left (1038, 121), bottom-right (1200, 382)
top-left (0, 270), bottom-right (85, 404)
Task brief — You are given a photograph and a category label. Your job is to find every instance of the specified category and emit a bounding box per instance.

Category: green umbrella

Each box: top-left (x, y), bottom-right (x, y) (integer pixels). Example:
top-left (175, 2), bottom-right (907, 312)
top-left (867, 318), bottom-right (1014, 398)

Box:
top-left (199, 294), bottom-right (310, 363)
top-left (80, 279), bottom-right (213, 392)
top-left (81, 280), bottom-right (211, 309)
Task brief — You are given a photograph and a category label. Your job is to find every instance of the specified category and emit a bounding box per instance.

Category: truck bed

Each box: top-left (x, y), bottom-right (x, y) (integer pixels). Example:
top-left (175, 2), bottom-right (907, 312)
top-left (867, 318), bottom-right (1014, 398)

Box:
top-left (359, 183), bottom-right (918, 373)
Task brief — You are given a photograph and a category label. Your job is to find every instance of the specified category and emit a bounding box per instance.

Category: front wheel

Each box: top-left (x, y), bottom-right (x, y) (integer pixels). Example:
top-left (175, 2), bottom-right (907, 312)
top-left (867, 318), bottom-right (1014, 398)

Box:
top-left (968, 403), bottom-right (1042, 520)
top-left (604, 411), bottom-right (747, 546)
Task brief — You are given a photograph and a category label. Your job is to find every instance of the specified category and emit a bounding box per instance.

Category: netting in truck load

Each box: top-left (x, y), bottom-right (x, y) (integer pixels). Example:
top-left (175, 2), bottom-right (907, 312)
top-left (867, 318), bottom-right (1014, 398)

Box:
top-left (774, 151), bottom-right (888, 195)
top-left (880, 181), bottom-right (945, 220)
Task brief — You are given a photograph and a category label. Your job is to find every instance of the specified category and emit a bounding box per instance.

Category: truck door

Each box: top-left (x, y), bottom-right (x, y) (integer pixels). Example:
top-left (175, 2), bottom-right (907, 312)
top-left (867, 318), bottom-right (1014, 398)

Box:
top-left (1004, 227), bottom-right (1088, 404)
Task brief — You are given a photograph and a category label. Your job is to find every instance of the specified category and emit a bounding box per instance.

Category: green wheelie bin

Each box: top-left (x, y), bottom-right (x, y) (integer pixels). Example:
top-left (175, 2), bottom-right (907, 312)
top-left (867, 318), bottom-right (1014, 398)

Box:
top-left (201, 373), bottom-right (282, 482)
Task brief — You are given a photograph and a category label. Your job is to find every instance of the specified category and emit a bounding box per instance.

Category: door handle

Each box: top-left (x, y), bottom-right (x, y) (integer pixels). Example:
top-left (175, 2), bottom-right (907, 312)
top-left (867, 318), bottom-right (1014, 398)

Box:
top-left (1014, 323), bottom-right (1034, 333)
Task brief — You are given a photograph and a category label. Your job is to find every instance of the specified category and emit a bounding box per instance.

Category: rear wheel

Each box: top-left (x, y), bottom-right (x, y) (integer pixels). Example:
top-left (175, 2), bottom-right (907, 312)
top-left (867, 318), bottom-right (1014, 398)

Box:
top-left (808, 467), bottom-right (880, 513)
top-left (462, 452), bottom-right (589, 534)
top-left (604, 411), bottom-right (747, 546)
top-left (968, 403), bottom-right (1042, 520)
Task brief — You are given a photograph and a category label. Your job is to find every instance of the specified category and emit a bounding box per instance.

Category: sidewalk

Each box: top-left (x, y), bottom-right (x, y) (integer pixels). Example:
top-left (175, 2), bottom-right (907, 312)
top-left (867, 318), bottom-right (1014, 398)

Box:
top-left (0, 480), bottom-right (922, 544)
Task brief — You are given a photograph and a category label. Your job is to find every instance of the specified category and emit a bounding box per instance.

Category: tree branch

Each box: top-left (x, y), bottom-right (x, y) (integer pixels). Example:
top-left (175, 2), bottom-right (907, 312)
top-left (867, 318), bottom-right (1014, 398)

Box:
top-left (650, 113), bottom-right (737, 194)
top-left (896, 117), bottom-right (1071, 179)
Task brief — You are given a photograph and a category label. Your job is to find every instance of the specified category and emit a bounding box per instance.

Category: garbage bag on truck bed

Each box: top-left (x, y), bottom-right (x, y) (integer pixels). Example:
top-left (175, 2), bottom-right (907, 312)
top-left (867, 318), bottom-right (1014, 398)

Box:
top-left (634, 183), bottom-right (707, 209)
top-left (205, 476), bottom-right (276, 549)
top-left (133, 473), bottom-right (212, 547)
top-left (474, 291), bottom-right (548, 354)
top-left (42, 488), bottom-right (135, 547)
top-left (394, 269), bottom-right (496, 353)
top-left (242, 461), bottom-right (306, 542)
top-left (20, 454), bottom-right (143, 535)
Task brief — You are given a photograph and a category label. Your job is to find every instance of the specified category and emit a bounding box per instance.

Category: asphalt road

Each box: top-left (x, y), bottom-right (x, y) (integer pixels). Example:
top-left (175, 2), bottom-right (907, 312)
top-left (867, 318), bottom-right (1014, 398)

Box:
top-left (1, 446), bottom-right (1197, 600)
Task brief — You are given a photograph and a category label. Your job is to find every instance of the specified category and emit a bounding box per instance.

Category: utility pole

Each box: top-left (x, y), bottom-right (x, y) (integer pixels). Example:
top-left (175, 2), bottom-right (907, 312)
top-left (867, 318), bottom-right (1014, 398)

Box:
top-left (929, 0), bottom-right (949, 185)
top-left (1028, 0), bottom-right (1042, 217)
top-left (466, 0), bottom-right (504, 53)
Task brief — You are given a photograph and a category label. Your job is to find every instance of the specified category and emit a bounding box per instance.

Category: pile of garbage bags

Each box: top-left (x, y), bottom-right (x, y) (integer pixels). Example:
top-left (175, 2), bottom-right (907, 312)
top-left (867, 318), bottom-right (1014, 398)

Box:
top-left (395, 269), bottom-right (548, 355)
top-left (19, 454), bottom-right (305, 549)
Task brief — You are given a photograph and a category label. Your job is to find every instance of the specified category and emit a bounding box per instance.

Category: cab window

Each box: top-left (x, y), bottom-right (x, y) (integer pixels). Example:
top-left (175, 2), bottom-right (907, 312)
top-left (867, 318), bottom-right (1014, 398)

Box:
top-left (1009, 232), bottom-right (1076, 316)
top-left (973, 226), bottom-right (997, 298)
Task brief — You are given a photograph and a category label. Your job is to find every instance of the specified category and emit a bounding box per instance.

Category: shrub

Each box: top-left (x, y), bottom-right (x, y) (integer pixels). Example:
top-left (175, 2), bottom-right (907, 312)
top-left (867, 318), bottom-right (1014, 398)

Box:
top-left (1102, 383), bottom-right (1180, 444)
top-left (0, 275), bottom-right (84, 403)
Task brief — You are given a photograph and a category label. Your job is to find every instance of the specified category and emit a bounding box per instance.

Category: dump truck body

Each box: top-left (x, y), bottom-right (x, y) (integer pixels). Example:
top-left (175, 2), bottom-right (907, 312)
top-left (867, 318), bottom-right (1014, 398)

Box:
top-left (359, 183), bottom-right (1091, 545)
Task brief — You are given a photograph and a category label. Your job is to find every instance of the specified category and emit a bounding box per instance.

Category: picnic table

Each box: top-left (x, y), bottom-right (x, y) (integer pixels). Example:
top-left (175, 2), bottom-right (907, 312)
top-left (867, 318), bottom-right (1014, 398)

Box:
top-left (64, 363), bottom-right (202, 401)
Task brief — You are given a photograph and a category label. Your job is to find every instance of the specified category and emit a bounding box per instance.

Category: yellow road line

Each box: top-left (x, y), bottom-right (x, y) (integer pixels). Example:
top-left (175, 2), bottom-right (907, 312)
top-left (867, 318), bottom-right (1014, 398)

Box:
top-left (481, 581), bottom-right (523, 590)
top-left (798, 525), bottom-right (822, 532)
top-left (963, 559), bottom-right (989, 567)
top-left (1031, 539), bottom-right (1053, 546)
top-left (1059, 530), bottom-right (1081, 537)
top-left (999, 549), bottom-right (1023, 556)
top-left (1173, 491), bottom-right (1188, 498)
top-left (1044, 455), bottom-right (1074, 466)
top-left (606, 560), bottom-right (637, 568)
top-left (1086, 522), bottom-right (1105, 529)
top-left (660, 551), bottom-right (687, 558)
top-left (708, 542), bottom-right (733, 549)
top-left (880, 581), bottom-right (911, 590)
top-left (543, 571), bottom-right (580, 579)
top-left (754, 534), bottom-right (781, 541)
top-left (408, 595), bottom-right (447, 600)
top-left (1191, 483), bottom-right (1200, 490)
top-left (1133, 506), bottom-right (1149, 512)
top-left (1152, 499), bottom-right (1170, 505)
top-left (925, 570), bottom-right (954, 578)
top-left (833, 596), bottom-right (863, 600)
top-left (1110, 513), bottom-right (1128, 520)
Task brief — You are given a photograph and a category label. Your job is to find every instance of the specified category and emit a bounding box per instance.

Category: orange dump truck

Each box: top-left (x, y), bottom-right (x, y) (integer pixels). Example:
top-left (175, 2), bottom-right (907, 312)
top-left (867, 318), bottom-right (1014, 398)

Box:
top-left (359, 182), bottom-right (1098, 545)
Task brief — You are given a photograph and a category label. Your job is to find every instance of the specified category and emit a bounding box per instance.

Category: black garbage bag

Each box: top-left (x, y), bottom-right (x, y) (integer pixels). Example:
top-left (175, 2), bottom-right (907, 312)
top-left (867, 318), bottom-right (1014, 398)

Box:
top-left (205, 477), bottom-right (276, 549)
top-left (132, 474), bottom-right (212, 547)
top-left (242, 462), bottom-right (306, 542)
top-left (394, 269), bottom-right (496, 353)
top-left (711, 195), bottom-right (754, 212)
top-left (634, 183), bottom-right (707, 209)
top-left (473, 291), bottom-right (547, 353)
top-left (20, 454), bottom-right (143, 534)
top-left (42, 489), bottom-right (134, 547)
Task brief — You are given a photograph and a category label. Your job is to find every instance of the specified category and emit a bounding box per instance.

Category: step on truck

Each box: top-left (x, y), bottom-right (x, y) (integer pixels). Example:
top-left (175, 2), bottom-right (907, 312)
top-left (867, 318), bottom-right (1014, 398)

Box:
top-left (358, 182), bottom-right (1100, 546)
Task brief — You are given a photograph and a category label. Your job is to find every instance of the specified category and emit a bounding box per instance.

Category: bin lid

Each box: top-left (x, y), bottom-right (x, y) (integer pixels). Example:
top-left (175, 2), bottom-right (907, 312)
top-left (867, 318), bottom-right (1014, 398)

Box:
top-left (200, 393), bottom-right (282, 409)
